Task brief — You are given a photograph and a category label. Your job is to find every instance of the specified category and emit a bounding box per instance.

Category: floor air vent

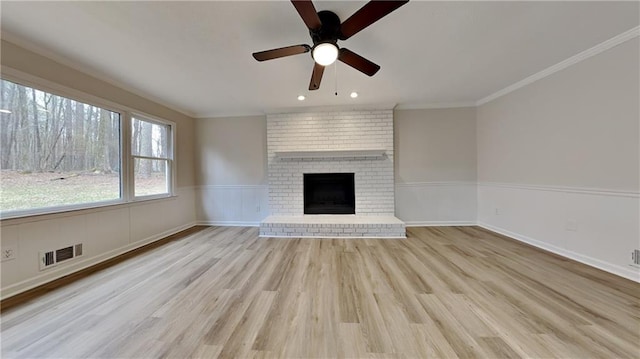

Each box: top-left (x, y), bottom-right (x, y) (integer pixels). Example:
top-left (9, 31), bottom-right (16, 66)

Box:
top-left (40, 244), bottom-right (83, 270)
top-left (633, 249), bottom-right (640, 266)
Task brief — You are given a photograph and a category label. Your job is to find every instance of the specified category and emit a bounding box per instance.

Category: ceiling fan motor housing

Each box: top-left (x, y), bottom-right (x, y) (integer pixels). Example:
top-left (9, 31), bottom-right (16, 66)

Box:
top-left (310, 10), bottom-right (341, 45)
top-left (252, 1), bottom-right (409, 90)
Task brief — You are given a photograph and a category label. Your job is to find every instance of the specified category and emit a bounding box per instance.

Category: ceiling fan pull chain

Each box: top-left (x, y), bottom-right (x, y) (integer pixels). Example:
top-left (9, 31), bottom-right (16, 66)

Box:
top-left (253, 1), bottom-right (404, 90)
top-left (334, 62), bottom-right (338, 96)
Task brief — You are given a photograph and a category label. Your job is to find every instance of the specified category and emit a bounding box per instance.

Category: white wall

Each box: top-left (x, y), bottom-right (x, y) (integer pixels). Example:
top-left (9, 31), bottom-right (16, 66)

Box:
top-left (194, 116), bottom-right (269, 225)
top-left (0, 40), bottom-right (197, 298)
top-left (477, 38), bottom-right (640, 281)
top-left (394, 108), bottom-right (477, 225)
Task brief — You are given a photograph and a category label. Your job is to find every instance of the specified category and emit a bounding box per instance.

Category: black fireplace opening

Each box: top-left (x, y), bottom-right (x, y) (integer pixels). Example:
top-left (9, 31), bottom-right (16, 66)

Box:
top-left (304, 173), bottom-right (355, 215)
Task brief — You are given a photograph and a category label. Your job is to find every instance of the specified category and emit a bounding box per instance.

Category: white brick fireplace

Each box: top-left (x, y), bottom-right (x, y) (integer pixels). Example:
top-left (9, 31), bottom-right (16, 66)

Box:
top-left (259, 109), bottom-right (405, 238)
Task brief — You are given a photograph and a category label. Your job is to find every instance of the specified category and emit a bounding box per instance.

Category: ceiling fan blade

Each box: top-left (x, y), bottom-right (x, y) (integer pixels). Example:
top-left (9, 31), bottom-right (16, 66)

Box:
top-left (338, 48), bottom-right (380, 76)
top-left (252, 44), bottom-right (311, 61)
top-left (291, 0), bottom-right (322, 30)
top-left (309, 62), bottom-right (325, 90)
top-left (339, 0), bottom-right (409, 40)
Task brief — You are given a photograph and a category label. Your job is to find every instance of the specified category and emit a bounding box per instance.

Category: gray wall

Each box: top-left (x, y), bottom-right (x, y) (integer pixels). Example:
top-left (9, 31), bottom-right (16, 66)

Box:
top-left (477, 39), bottom-right (639, 191)
top-left (195, 116), bottom-right (267, 186)
top-left (194, 108), bottom-right (479, 225)
top-left (476, 38), bottom-right (639, 281)
top-left (395, 108), bottom-right (477, 183)
top-left (1, 40), bottom-right (198, 299)
top-left (393, 108), bottom-right (478, 225)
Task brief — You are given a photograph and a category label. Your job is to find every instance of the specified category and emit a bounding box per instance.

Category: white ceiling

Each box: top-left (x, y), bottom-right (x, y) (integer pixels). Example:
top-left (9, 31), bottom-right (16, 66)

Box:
top-left (1, 1), bottom-right (638, 118)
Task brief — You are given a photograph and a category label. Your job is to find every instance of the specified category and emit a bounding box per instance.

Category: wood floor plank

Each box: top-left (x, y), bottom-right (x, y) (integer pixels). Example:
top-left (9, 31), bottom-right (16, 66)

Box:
top-left (477, 337), bottom-right (521, 359)
top-left (216, 290), bottom-right (277, 359)
top-left (374, 292), bottom-right (425, 357)
top-left (417, 293), bottom-right (488, 358)
top-left (410, 322), bottom-right (459, 359)
top-left (279, 291), bottom-right (312, 358)
top-left (1, 225), bottom-right (639, 358)
top-left (438, 292), bottom-right (498, 338)
top-left (337, 251), bottom-right (361, 323)
top-left (337, 323), bottom-right (369, 358)
top-left (308, 239), bottom-right (340, 358)
top-left (191, 344), bottom-right (223, 359)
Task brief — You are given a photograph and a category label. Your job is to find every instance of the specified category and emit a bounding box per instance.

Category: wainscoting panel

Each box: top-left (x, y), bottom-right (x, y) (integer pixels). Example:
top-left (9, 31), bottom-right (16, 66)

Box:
top-left (477, 182), bottom-right (640, 282)
top-left (195, 185), bottom-right (269, 226)
top-left (395, 182), bottom-right (477, 226)
top-left (0, 187), bottom-right (197, 299)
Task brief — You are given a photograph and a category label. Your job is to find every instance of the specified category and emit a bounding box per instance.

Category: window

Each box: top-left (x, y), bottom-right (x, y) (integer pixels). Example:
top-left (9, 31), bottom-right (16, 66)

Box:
top-left (131, 117), bottom-right (172, 198)
top-left (0, 76), bottom-right (175, 218)
top-left (0, 79), bottom-right (122, 214)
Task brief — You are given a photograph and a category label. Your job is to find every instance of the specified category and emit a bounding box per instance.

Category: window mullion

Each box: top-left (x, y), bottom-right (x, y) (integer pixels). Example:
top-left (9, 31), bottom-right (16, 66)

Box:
top-left (170, 125), bottom-right (176, 195)
top-left (122, 112), bottom-right (134, 202)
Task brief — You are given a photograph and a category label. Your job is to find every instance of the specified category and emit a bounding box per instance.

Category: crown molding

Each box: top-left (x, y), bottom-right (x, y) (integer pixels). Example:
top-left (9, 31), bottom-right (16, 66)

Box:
top-left (197, 104), bottom-right (399, 119)
top-left (196, 111), bottom-right (266, 119)
top-left (1, 32), bottom-right (197, 119)
top-left (395, 101), bottom-right (476, 110)
top-left (477, 26), bottom-right (640, 106)
top-left (265, 103), bottom-right (396, 115)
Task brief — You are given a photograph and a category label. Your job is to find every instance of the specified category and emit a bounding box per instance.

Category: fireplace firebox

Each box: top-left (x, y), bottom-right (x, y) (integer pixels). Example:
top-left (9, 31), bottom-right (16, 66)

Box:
top-left (304, 173), bottom-right (355, 214)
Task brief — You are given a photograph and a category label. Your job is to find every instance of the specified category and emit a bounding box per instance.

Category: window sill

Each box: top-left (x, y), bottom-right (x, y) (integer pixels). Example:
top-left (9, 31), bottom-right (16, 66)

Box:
top-left (0, 194), bottom-right (179, 225)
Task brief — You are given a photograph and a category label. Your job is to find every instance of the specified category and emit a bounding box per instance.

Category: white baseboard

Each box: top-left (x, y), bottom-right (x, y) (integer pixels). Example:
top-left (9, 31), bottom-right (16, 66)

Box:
top-left (258, 235), bottom-right (406, 239)
top-left (1, 221), bottom-right (197, 300)
top-left (197, 220), bottom-right (477, 228)
top-left (478, 222), bottom-right (640, 283)
top-left (196, 220), bottom-right (260, 227)
top-left (404, 221), bottom-right (476, 227)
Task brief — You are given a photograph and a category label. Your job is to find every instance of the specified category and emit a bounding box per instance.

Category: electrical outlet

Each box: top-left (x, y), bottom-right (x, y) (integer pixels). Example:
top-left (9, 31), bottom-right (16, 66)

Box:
top-left (256, 205), bottom-right (261, 212)
top-left (495, 208), bottom-right (501, 215)
top-left (565, 220), bottom-right (578, 232)
top-left (1, 246), bottom-right (17, 262)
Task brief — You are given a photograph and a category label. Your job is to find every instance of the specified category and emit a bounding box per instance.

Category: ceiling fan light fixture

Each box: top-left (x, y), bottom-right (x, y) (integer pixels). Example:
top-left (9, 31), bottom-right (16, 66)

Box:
top-left (253, 0), bottom-right (407, 90)
top-left (312, 42), bottom-right (338, 66)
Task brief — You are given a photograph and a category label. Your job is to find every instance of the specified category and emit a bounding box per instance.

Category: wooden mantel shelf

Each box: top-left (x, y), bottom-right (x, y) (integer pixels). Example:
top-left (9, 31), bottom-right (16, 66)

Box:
top-left (274, 149), bottom-right (386, 160)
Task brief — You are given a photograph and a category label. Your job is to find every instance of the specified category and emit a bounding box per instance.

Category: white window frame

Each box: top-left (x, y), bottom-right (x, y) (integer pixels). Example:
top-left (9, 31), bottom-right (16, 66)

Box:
top-left (130, 114), bottom-right (175, 201)
top-left (0, 67), bottom-right (176, 220)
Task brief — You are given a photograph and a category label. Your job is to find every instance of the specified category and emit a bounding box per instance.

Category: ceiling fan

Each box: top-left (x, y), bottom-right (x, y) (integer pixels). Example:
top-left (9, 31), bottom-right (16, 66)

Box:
top-left (252, 0), bottom-right (409, 91)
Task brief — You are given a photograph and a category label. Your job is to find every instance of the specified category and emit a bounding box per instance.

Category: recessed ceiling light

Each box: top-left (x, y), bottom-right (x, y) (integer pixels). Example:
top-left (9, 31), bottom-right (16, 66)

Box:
top-left (297, 95), bottom-right (305, 101)
top-left (350, 92), bottom-right (358, 98)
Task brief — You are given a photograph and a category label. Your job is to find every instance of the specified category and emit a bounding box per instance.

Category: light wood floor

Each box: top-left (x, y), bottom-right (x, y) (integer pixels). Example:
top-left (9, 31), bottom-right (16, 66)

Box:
top-left (1, 226), bottom-right (639, 358)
